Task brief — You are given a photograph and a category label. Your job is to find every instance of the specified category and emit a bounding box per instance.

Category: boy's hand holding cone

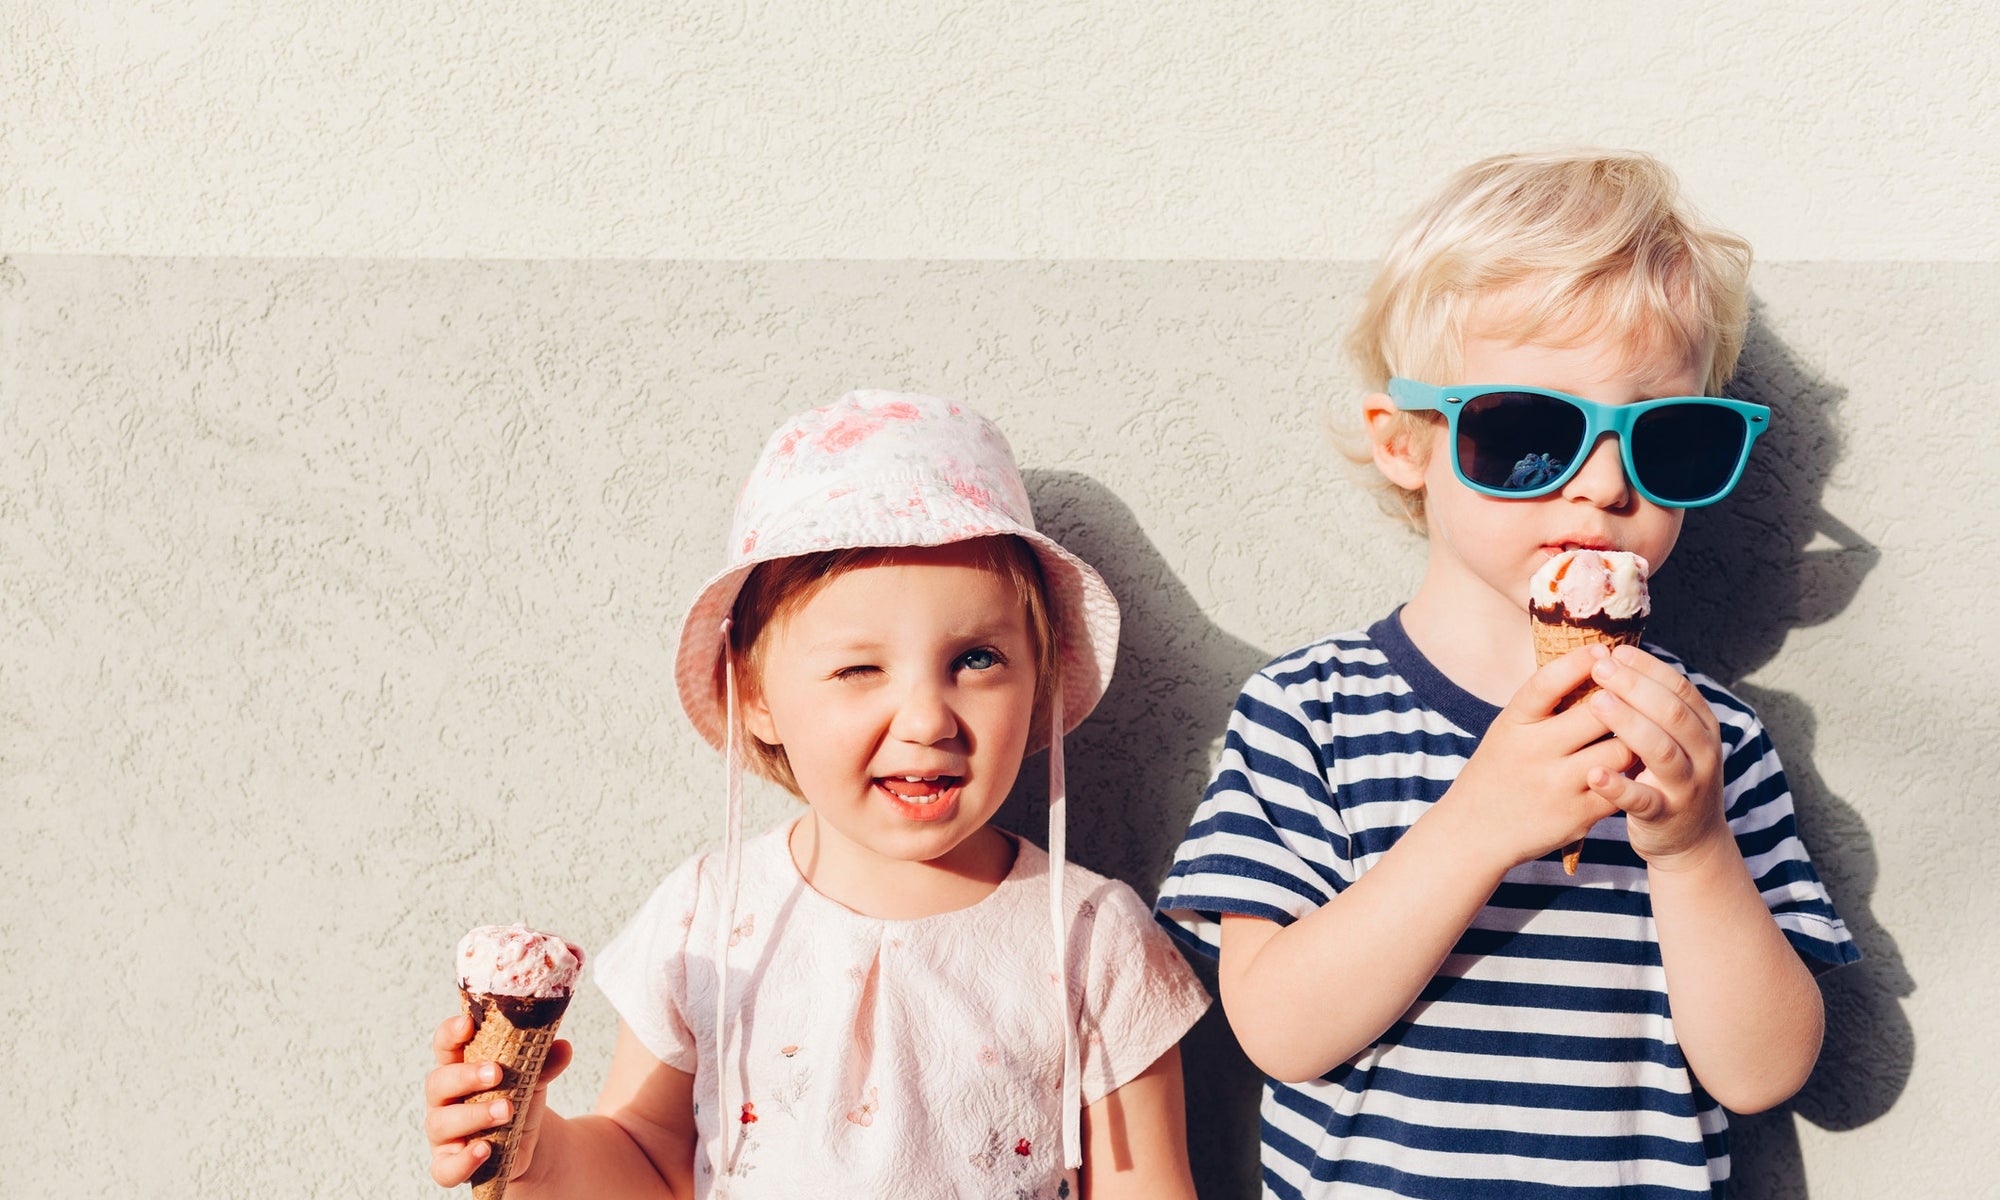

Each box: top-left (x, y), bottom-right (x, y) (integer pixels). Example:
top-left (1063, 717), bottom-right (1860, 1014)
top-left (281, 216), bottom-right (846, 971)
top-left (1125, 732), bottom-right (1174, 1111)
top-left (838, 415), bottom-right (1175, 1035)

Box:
top-left (1528, 549), bottom-right (1650, 873)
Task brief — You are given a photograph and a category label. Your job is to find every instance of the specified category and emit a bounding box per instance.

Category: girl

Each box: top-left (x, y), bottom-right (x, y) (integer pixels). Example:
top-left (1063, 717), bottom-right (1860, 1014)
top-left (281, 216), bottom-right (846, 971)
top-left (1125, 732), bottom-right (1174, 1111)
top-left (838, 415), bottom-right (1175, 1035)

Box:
top-left (423, 391), bottom-right (1210, 1199)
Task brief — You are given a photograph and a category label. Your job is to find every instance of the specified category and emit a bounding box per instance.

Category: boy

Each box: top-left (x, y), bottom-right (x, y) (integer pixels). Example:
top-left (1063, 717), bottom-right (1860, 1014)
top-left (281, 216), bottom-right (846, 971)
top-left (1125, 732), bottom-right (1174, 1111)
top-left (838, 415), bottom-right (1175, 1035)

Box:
top-left (1155, 151), bottom-right (1856, 1198)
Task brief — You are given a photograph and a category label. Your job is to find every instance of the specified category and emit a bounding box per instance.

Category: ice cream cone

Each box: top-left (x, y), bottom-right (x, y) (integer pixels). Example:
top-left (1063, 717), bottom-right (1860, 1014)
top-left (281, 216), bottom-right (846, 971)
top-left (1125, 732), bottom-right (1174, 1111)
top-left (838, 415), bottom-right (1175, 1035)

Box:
top-left (453, 923), bottom-right (584, 1200)
top-left (1529, 549), bottom-right (1652, 875)
top-left (1533, 615), bottom-right (1645, 873)
top-left (460, 989), bottom-right (571, 1200)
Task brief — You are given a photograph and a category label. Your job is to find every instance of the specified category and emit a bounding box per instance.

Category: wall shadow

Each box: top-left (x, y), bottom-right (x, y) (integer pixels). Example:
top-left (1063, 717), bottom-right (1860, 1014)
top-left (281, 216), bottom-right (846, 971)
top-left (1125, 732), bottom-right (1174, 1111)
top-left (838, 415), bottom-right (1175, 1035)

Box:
top-left (1002, 468), bottom-right (1273, 1199)
top-left (1648, 303), bottom-right (1910, 1197)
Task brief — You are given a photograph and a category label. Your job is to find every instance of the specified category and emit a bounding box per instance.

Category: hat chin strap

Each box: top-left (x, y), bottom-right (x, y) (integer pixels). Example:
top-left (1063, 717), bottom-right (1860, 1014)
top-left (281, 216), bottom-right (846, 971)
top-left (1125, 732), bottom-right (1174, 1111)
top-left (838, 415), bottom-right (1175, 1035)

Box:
top-left (1047, 684), bottom-right (1082, 1171)
top-left (713, 620), bottom-right (745, 1190)
top-left (711, 625), bottom-right (1080, 1180)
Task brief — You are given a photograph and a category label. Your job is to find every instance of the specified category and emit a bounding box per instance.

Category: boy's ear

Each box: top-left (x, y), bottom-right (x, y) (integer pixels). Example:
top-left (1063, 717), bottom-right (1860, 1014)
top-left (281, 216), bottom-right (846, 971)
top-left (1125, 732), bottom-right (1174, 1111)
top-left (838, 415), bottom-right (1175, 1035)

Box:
top-left (1363, 391), bottom-right (1431, 492)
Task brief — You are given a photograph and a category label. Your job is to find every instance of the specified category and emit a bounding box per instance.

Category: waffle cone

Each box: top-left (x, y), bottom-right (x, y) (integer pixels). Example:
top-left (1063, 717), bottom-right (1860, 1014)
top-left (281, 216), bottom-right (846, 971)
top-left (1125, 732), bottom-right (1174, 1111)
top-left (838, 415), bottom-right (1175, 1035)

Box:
top-left (1531, 611), bottom-right (1645, 873)
top-left (459, 988), bottom-right (571, 1200)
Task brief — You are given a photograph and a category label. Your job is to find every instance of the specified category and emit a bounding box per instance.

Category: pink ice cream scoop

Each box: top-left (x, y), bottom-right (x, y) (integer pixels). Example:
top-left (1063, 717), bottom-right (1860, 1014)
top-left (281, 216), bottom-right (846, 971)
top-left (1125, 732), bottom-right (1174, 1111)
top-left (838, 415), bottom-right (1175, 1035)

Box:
top-left (1530, 549), bottom-right (1650, 623)
top-left (456, 923), bottom-right (584, 999)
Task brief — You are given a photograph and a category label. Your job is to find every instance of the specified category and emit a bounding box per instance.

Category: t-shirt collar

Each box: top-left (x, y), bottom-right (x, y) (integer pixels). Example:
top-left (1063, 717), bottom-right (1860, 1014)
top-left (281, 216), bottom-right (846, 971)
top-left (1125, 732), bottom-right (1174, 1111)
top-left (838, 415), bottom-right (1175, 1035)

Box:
top-left (1367, 605), bottom-right (1503, 739)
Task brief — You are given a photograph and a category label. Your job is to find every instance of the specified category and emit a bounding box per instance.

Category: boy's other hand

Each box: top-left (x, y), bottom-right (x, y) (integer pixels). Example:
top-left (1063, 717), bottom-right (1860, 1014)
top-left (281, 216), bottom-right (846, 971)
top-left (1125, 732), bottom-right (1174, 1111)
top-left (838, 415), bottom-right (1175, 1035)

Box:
top-left (423, 1012), bottom-right (574, 1188)
top-left (1439, 647), bottom-right (1635, 871)
top-left (1580, 644), bottom-right (1730, 869)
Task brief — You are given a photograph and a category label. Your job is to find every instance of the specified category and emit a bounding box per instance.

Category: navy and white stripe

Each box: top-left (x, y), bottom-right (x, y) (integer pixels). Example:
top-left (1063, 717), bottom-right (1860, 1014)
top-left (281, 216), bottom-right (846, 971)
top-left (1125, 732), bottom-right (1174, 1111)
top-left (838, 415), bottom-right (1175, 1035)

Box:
top-left (1157, 611), bottom-right (1856, 1199)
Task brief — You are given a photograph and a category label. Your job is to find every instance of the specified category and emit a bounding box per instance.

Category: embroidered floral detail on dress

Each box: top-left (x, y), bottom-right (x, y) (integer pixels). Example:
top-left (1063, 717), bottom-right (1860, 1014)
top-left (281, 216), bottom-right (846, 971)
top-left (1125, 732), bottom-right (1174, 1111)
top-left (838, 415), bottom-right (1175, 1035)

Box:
top-left (1014, 1137), bottom-right (1031, 1156)
top-left (739, 1102), bottom-right (758, 1124)
top-left (729, 913), bottom-right (755, 946)
top-left (969, 1130), bottom-right (1005, 1171)
top-left (844, 1087), bottom-right (879, 1127)
top-left (977, 1044), bottom-right (1000, 1068)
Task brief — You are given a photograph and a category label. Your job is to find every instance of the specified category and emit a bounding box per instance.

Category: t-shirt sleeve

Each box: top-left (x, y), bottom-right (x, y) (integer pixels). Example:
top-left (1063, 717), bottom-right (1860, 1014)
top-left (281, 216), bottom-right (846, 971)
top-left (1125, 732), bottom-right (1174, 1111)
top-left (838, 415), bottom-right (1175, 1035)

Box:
top-left (591, 855), bottom-right (706, 1072)
top-left (1152, 666), bottom-right (1351, 960)
top-left (1071, 878), bottom-right (1212, 1106)
top-left (1705, 678), bottom-right (1860, 971)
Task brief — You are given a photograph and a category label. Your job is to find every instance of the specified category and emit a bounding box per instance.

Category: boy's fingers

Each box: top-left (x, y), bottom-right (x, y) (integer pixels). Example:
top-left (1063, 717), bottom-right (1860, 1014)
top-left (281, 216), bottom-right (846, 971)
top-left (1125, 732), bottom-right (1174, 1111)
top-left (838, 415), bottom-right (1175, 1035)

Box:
top-left (1606, 646), bottom-right (1718, 736)
top-left (426, 1059), bottom-right (504, 1107)
top-left (1588, 689), bottom-right (1691, 785)
top-left (1588, 766), bottom-right (1667, 823)
top-left (432, 1014), bottom-right (474, 1065)
top-left (1511, 647), bottom-right (1604, 719)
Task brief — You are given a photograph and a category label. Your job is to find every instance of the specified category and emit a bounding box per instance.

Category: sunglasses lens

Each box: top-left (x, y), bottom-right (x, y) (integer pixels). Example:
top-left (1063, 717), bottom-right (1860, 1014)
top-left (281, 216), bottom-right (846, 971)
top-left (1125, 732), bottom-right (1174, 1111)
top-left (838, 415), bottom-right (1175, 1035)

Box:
top-left (1630, 404), bottom-right (1748, 504)
top-left (1455, 392), bottom-right (1586, 492)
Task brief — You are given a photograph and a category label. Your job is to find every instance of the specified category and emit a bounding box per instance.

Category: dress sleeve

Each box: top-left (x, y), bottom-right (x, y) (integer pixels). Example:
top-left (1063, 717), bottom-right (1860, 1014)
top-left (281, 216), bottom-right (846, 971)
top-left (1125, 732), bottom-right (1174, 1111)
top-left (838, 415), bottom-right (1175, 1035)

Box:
top-left (1702, 677), bottom-right (1860, 970)
top-left (1070, 878), bottom-right (1212, 1106)
top-left (1152, 666), bottom-right (1351, 960)
top-left (592, 854), bottom-right (706, 1072)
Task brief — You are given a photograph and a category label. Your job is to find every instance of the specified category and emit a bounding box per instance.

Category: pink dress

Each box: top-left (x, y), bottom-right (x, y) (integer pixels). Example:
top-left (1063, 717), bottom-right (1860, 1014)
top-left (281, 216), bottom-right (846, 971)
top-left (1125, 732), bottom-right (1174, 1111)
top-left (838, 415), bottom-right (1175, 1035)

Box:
top-left (594, 821), bottom-right (1211, 1199)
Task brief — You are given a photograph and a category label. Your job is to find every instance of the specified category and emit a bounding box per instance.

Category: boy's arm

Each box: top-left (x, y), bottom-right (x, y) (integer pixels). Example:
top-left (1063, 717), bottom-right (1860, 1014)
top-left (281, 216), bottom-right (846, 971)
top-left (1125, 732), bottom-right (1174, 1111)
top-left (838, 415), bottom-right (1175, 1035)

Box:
top-left (1079, 1046), bottom-right (1196, 1200)
top-left (1219, 650), bottom-right (1628, 1083)
top-left (1584, 647), bottom-right (1824, 1111)
top-left (506, 1022), bottom-right (698, 1200)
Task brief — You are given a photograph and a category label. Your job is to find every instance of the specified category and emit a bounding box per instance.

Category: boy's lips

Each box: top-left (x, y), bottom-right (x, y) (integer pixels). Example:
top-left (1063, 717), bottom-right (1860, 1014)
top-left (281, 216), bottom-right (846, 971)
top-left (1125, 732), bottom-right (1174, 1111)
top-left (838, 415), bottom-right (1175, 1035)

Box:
top-left (873, 774), bottom-right (964, 821)
top-left (1544, 539), bottom-right (1618, 556)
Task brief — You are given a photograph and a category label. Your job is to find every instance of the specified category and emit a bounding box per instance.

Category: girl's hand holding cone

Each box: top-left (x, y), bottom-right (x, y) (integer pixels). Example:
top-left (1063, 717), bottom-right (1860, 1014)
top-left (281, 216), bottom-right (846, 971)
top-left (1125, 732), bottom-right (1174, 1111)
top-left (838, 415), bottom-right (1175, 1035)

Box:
top-left (425, 1012), bottom-right (575, 1190)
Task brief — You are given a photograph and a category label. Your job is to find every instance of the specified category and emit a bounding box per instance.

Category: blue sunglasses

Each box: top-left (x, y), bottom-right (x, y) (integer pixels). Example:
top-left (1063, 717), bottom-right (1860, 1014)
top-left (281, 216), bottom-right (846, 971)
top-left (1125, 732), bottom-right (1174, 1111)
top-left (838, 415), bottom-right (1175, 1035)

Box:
top-left (1388, 377), bottom-right (1771, 508)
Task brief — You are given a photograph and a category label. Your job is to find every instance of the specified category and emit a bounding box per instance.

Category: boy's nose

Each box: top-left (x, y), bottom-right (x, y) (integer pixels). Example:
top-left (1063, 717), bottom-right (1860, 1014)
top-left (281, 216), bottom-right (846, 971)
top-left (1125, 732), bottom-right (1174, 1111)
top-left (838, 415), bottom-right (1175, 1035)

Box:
top-left (1561, 433), bottom-right (1632, 508)
top-left (889, 678), bottom-right (960, 745)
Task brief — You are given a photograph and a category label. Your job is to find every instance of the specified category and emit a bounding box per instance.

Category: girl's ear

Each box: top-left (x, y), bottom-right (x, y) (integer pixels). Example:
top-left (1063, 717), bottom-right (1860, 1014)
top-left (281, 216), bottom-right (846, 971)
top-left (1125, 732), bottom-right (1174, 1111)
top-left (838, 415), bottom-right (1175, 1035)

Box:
top-left (737, 665), bottom-right (781, 747)
top-left (1362, 391), bottom-right (1432, 492)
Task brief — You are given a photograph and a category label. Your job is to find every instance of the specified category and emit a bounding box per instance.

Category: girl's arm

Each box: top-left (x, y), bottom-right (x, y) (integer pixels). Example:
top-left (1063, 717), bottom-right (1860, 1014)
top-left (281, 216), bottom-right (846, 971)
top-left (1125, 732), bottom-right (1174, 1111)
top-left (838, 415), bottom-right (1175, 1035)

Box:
top-left (1079, 1046), bottom-right (1195, 1200)
top-left (1218, 649), bottom-right (1628, 1082)
top-left (505, 1023), bottom-right (698, 1200)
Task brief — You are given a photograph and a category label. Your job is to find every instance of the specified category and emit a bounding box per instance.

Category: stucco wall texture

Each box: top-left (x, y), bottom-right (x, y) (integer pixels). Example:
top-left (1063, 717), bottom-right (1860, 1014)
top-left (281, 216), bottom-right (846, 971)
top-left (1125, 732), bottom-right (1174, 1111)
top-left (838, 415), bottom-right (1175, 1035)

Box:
top-left (7, 5), bottom-right (2000, 1200)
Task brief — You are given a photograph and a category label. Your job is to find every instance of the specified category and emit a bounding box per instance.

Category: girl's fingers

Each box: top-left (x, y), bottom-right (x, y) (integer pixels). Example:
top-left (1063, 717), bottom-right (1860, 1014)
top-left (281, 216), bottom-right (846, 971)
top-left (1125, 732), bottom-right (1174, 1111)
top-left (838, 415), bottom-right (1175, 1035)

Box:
top-left (426, 1094), bottom-right (512, 1146)
top-left (432, 1014), bottom-right (474, 1065)
top-left (429, 1139), bottom-right (492, 1187)
top-left (538, 1039), bottom-right (574, 1087)
top-left (426, 1059), bottom-right (504, 1107)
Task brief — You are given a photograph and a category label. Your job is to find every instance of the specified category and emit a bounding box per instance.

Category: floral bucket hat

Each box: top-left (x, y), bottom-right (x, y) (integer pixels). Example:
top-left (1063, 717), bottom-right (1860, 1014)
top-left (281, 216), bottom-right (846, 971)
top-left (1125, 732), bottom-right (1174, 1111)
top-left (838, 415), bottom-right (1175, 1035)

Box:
top-left (674, 389), bottom-right (1119, 1177)
top-left (674, 389), bottom-right (1119, 749)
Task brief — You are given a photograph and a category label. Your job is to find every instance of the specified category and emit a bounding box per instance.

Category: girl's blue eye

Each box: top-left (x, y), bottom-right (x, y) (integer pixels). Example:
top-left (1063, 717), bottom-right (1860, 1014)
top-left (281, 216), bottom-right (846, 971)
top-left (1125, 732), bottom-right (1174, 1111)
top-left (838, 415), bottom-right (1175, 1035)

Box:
top-left (957, 647), bottom-right (1002, 672)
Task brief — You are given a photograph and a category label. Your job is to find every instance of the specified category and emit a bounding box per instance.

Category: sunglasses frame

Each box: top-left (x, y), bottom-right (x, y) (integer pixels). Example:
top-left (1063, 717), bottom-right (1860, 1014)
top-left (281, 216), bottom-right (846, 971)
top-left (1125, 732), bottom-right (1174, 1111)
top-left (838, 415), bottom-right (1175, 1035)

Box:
top-left (1387, 377), bottom-right (1771, 508)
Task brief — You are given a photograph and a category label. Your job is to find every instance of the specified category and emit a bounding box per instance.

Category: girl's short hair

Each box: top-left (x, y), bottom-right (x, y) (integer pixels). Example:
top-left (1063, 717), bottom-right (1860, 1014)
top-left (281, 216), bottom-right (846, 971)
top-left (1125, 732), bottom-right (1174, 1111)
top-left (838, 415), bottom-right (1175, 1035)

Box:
top-left (722, 535), bottom-right (1060, 797)
top-left (1344, 149), bottom-right (1754, 526)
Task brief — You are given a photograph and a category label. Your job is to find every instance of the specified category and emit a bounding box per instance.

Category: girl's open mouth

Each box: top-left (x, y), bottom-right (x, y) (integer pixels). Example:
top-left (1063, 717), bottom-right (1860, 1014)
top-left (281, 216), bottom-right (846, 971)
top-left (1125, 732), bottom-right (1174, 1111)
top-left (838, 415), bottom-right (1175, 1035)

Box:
top-left (874, 775), bottom-right (964, 821)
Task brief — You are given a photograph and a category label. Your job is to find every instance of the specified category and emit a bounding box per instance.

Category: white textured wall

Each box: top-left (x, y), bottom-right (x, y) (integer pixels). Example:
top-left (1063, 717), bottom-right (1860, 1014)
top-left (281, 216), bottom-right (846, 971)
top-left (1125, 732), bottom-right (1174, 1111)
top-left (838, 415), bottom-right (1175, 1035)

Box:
top-left (4, 6), bottom-right (1997, 1200)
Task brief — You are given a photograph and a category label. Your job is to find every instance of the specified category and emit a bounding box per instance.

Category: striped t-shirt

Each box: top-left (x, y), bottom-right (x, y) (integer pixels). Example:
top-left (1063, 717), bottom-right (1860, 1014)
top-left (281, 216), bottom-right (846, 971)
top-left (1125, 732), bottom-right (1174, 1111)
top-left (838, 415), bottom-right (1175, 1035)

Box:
top-left (1156, 611), bottom-right (1857, 1200)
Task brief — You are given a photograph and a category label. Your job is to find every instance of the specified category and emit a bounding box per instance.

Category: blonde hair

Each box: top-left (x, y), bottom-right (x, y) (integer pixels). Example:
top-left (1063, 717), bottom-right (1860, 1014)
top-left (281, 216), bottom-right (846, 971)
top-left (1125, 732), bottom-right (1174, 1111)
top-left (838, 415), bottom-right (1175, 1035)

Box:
top-left (1344, 149), bottom-right (1754, 525)
top-left (723, 536), bottom-right (1059, 797)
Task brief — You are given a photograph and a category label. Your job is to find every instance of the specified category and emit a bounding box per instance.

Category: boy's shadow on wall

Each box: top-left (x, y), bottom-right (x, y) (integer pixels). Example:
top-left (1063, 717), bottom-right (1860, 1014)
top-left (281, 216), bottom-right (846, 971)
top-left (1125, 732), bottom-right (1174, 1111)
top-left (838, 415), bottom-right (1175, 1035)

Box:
top-left (1651, 306), bottom-right (1911, 1197)
top-left (1003, 468), bottom-right (1271, 1199)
